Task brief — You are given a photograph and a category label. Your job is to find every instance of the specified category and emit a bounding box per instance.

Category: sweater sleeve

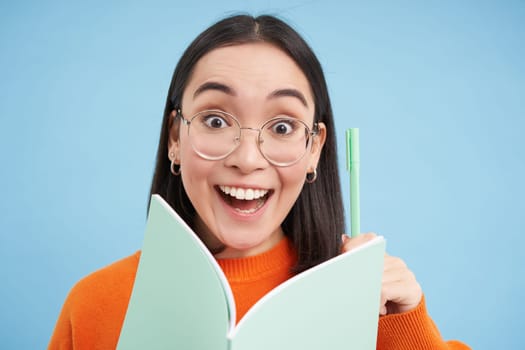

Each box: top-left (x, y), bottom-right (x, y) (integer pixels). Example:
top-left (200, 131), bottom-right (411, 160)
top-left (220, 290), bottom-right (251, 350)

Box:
top-left (376, 296), bottom-right (470, 350)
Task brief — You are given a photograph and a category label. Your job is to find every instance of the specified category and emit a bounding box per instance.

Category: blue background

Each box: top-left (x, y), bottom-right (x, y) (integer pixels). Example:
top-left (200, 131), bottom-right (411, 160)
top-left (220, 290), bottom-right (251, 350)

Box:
top-left (1, 1), bottom-right (523, 349)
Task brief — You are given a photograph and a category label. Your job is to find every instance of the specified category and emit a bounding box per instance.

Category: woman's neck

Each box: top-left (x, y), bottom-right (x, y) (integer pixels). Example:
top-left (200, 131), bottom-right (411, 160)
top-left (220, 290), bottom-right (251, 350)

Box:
top-left (192, 217), bottom-right (285, 259)
top-left (213, 229), bottom-right (284, 259)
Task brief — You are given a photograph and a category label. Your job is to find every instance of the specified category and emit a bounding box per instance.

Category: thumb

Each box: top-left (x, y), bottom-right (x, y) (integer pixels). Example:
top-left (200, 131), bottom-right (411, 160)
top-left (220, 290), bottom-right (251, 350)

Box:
top-left (341, 232), bottom-right (377, 253)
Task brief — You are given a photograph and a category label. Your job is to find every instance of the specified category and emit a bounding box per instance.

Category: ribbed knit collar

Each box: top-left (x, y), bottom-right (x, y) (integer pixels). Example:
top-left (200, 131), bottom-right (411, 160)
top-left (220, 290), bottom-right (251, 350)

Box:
top-left (216, 237), bottom-right (297, 283)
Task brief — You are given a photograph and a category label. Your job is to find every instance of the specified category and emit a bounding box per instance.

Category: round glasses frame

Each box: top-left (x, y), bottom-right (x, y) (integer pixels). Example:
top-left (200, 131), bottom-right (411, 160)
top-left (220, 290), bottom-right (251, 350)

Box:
top-left (176, 109), bottom-right (319, 167)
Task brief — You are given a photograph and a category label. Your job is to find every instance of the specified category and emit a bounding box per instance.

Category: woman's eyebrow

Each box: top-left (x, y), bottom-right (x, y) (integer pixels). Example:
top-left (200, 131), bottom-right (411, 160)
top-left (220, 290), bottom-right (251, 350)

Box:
top-left (193, 82), bottom-right (308, 108)
top-left (267, 88), bottom-right (308, 107)
top-left (193, 81), bottom-right (236, 99)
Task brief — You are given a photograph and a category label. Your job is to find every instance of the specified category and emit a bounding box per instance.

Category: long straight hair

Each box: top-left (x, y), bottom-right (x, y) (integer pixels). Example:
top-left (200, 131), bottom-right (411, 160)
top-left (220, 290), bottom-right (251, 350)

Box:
top-left (149, 14), bottom-right (345, 273)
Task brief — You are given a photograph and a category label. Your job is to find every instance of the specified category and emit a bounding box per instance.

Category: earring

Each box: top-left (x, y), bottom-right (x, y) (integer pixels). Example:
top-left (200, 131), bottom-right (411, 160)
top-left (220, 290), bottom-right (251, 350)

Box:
top-left (305, 168), bottom-right (317, 184)
top-left (170, 161), bottom-right (181, 176)
top-left (169, 152), bottom-right (181, 176)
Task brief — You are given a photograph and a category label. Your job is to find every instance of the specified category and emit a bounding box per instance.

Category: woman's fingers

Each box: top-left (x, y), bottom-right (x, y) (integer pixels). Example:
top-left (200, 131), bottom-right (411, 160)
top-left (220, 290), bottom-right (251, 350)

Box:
top-left (380, 254), bottom-right (422, 315)
top-left (339, 233), bottom-right (423, 316)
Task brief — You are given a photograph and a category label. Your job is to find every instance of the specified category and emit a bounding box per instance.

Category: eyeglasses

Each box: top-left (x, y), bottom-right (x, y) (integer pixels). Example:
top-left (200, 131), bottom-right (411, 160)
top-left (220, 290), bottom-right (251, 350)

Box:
top-left (176, 109), bottom-right (319, 167)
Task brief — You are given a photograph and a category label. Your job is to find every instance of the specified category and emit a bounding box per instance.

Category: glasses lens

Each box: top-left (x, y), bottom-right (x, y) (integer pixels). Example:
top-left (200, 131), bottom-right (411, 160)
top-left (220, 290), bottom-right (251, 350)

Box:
top-left (260, 117), bottom-right (311, 166)
top-left (189, 111), bottom-right (239, 160)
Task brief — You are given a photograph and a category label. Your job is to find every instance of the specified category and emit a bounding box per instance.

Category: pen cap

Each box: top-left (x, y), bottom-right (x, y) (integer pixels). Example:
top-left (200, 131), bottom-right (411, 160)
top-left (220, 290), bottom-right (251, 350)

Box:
top-left (346, 128), bottom-right (360, 170)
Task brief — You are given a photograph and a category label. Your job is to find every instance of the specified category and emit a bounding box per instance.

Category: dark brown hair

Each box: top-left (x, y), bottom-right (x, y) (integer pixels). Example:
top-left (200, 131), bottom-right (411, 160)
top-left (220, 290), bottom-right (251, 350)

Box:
top-left (149, 14), bottom-right (345, 273)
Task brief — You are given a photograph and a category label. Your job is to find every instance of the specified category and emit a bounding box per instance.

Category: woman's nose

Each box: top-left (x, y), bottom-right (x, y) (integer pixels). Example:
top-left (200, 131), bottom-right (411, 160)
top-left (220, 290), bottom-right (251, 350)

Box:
top-left (223, 128), bottom-right (268, 173)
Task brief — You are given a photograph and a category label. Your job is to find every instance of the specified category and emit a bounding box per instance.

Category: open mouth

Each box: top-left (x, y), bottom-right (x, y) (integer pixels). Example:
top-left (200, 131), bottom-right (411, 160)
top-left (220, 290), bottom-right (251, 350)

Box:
top-left (217, 185), bottom-right (272, 214)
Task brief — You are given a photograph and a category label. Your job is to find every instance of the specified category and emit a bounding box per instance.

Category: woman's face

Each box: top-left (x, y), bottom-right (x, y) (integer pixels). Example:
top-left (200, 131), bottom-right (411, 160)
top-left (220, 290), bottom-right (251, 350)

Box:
top-left (169, 42), bottom-right (326, 258)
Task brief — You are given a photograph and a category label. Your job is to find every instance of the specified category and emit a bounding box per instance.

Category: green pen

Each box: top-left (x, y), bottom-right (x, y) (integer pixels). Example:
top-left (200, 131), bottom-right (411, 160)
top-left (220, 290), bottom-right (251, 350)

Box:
top-left (346, 128), bottom-right (360, 238)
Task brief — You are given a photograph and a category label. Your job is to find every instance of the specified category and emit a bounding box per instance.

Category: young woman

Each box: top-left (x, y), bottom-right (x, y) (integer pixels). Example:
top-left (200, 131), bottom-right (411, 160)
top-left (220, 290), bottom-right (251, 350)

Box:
top-left (49, 14), bottom-right (469, 349)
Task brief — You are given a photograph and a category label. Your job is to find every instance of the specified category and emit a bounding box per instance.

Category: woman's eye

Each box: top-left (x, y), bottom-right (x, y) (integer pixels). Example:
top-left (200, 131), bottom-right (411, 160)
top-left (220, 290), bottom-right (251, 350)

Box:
top-left (203, 115), bottom-right (228, 129)
top-left (271, 120), bottom-right (295, 135)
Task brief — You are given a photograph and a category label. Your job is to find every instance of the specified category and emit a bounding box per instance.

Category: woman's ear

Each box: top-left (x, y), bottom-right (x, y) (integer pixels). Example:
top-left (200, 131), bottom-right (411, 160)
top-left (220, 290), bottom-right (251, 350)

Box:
top-left (308, 122), bottom-right (327, 170)
top-left (167, 110), bottom-right (181, 162)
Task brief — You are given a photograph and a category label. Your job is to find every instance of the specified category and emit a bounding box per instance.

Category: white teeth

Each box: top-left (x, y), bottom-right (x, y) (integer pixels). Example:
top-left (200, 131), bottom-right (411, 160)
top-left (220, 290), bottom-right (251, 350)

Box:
top-left (219, 185), bottom-right (269, 200)
top-left (235, 197), bottom-right (266, 214)
top-left (236, 188), bottom-right (245, 199)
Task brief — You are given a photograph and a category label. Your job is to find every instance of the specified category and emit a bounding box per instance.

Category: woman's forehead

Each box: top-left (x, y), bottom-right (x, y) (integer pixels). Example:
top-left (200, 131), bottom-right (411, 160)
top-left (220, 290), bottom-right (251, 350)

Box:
top-left (183, 42), bottom-right (314, 107)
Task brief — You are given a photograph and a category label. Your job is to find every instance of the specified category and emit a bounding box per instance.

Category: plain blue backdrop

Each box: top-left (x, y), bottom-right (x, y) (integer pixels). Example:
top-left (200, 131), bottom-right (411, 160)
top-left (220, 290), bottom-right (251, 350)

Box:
top-left (1, 1), bottom-right (523, 349)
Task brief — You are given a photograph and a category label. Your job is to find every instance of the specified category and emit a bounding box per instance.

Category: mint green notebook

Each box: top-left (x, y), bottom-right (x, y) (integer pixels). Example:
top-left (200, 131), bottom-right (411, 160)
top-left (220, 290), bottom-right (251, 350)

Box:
top-left (117, 195), bottom-right (385, 350)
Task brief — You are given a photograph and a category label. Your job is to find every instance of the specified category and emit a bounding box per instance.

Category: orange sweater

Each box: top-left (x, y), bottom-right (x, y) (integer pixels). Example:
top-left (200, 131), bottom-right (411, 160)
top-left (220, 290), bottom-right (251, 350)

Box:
top-left (49, 238), bottom-right (469, 349)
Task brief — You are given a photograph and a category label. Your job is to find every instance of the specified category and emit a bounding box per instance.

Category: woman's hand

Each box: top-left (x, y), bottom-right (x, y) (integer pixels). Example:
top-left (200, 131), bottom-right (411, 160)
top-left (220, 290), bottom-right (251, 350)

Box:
top-left (341, 233), bottom-right (423, 316)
